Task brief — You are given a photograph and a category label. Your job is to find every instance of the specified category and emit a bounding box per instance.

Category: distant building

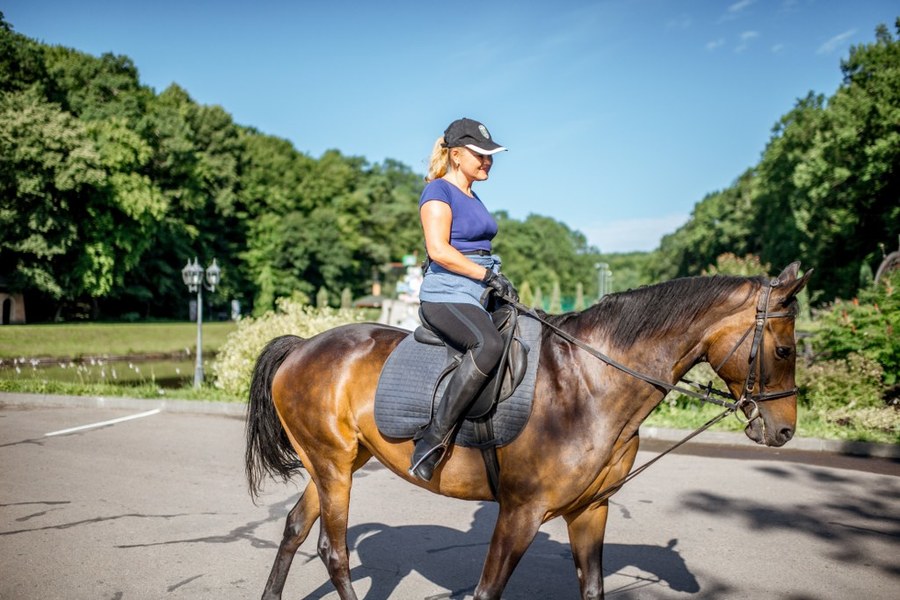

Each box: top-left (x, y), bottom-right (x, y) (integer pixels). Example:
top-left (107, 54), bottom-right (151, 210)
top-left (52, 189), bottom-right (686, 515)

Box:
top-left (0, 277), bottom-right (26, 324)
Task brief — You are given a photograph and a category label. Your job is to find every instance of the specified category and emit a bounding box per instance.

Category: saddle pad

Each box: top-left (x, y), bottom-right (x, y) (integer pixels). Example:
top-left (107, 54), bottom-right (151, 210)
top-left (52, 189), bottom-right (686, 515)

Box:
top-left (374, 313), bottom-right (542, 448)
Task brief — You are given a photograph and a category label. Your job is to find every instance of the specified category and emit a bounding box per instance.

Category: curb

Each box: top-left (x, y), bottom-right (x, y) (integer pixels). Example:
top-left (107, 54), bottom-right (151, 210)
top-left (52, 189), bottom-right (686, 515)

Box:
top-left (2, 392), bottom-right (897, 460)
top-left (0, 391), bottom-right (246, 418)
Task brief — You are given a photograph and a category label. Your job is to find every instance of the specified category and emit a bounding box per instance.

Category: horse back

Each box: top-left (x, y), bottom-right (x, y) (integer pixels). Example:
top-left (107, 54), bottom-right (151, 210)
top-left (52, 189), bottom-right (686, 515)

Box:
top-left (272, 323), bottom-right (408, 410)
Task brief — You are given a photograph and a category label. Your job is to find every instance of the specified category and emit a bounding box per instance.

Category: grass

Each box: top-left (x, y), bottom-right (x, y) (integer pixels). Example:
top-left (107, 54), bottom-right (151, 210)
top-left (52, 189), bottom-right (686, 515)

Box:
top-left (0, 321), bottom-right (238, 359)
top-left (644, 399), bottom-right (898, 445)
top-left (0, 377), bottom-right (242, 402)
top-left (0, 321), bottom-right (243, 403)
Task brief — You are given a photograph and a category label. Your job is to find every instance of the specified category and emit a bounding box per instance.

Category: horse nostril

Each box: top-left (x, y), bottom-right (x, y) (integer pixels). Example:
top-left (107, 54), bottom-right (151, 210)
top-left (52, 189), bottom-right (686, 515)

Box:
top-left (779, 427), bottom-right (794, 443)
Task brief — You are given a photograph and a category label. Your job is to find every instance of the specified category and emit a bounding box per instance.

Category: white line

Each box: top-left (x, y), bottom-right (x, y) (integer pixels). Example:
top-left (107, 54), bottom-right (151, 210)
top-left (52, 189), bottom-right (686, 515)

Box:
top-left (44, 408), bottom-right (162, 437)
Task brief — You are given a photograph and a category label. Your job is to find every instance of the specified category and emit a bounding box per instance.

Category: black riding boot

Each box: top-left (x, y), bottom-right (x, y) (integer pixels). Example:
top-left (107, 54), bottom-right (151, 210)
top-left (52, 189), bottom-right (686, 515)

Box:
top-left (409, 352), bottom-right (490, 481)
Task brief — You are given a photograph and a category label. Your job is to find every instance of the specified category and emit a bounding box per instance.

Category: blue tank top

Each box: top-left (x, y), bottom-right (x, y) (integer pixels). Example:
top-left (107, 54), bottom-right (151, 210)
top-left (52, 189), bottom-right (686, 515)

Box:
top-left (418, 179), bottom-right (498, 253)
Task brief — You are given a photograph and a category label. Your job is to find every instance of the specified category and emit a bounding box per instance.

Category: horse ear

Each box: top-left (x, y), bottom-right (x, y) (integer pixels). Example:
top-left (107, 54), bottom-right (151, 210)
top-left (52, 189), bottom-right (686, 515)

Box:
top-left (774, 262), bottom-right (813, 306)
top-left (774, 261), bottom-right (801, 284)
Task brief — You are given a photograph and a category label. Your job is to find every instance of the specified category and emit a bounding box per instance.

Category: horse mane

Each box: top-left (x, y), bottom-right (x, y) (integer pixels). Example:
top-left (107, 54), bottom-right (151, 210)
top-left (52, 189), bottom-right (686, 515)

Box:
top-left (545, 274), bottom-right (766, 349)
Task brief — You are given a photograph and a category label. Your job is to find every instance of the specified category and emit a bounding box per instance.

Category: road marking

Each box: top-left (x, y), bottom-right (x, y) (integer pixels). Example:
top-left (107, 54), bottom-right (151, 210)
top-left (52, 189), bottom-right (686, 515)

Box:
top-left (44, 408), bottom-right (162, 437)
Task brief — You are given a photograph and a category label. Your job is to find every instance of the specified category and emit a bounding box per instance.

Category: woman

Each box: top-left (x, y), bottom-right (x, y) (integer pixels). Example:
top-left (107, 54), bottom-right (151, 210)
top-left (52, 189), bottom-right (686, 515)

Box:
top-left (409, 117), bottom-right (518, 482)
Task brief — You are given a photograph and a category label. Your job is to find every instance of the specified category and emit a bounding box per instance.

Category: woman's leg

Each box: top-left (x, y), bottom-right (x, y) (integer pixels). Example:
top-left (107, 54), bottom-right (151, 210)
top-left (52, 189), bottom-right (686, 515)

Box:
top-left (419, 302), bottom-right (503, 373)
top-left (410, 302), bottom-right (503, 481)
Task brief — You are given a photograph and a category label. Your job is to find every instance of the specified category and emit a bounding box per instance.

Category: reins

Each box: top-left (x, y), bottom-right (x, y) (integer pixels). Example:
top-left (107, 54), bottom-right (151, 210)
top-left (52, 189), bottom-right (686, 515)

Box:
top-left (503, 277), bottom-right (797, 504)
top-left (507, 299), bottom-right (742, 408)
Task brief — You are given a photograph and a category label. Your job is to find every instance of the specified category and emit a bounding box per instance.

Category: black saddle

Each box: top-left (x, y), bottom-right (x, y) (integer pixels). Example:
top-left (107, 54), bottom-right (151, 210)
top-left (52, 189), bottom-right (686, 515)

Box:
top-left (413, 303), bottom-right (529, 421)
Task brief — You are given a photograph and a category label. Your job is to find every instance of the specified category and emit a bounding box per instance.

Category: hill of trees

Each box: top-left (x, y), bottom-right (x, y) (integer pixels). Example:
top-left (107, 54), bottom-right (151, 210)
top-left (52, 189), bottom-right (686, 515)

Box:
top-left (0, 14), bottom-right (609, 321)
top-left (1, 14), bottom-right (898, 322)
top-left (653, 19), bottom-right (900, 303)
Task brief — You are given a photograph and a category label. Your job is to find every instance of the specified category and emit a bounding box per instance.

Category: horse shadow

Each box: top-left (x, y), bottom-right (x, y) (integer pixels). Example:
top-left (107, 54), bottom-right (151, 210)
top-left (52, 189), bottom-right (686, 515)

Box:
top-left (300, 502), bottom-right (698, 599)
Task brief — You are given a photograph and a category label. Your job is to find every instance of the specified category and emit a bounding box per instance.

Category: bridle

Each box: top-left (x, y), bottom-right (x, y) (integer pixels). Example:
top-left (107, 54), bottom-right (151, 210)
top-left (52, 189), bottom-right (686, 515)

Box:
top-left (505, 277), bottom-right (799, 503)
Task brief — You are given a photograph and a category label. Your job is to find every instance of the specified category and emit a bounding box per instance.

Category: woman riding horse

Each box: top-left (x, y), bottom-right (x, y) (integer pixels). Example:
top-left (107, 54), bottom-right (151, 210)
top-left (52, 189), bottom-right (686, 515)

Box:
top-left (245, 261), bottom-right (811, 600)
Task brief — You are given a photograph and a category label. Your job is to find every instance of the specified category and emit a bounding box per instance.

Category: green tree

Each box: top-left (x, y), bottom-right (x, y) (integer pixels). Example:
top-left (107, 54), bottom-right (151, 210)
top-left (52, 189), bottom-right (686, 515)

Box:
top-left (316, 287), bottom-right (329, 308)
top-left (518, 280), bottom-right (534, 307)
top-left (43, 45), bottom-right (148, 123)
top-left (0, 14), bottom-right (50, 94)
top-left (0, 88), bottom-right (105, 311)
top-left (494, 212), bottom-right (599, 300)
top-left (549, 279), bottom-right (562, 313)
top-left (791, 21), bottom-right (900, 300)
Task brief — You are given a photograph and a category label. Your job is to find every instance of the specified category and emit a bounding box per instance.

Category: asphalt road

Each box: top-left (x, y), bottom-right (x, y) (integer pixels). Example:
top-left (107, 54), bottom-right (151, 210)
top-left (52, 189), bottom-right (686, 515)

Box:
top-left (1, 404), bottom-right (898, 600)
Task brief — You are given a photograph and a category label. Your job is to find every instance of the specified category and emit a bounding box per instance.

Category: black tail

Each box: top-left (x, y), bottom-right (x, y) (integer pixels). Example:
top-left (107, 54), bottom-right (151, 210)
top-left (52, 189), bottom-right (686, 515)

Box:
top-left (245, 334), bottom-right (306, 501)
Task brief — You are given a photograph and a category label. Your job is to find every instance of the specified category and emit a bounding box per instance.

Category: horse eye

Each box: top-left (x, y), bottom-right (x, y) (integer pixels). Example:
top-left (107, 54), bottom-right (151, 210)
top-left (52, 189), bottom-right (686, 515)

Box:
top-left (775, 346), bottom-right (792, 359)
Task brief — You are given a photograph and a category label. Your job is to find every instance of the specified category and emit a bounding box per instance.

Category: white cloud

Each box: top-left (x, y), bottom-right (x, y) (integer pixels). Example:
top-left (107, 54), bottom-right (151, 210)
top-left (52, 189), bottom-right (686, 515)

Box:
top-left (771, 43), bottom-right (785, 53)
top-left (583, 214), bottom-right (690, 253)
top-left (729, 0), bottom-right (756, 13)
top-left (736, 30), bottom-right (759, 52)
top-left (817, 29), bottom-right (857, 55)
top-left (719, 0), bottom-right (755, 22)
top-left (706, 38), bottom-right (726, 51)
top-left (666, 14), bottom-right (692, 30)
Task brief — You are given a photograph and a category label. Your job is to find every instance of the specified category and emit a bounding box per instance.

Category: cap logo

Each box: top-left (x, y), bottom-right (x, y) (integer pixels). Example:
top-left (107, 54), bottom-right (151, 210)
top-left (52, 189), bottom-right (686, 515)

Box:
top-left (478, 124), bottom-right (490, 139)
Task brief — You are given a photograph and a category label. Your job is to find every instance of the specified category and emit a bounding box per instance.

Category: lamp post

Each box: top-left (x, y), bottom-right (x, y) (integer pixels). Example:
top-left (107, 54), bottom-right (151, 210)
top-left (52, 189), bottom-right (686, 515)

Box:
top-left (181, 258), bottom-right (221, 388)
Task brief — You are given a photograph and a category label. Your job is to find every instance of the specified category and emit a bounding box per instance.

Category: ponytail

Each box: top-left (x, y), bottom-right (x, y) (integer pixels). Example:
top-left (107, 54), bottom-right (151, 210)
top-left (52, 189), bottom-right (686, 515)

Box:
top-left (425, 136), bottom-right (450, 182)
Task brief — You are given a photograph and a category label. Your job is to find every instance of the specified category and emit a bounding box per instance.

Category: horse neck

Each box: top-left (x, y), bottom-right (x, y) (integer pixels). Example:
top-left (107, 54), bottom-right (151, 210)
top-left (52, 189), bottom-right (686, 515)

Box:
top-left (667, 292), bottom-right (756, 381)
top-left (559, 280), bottom-right (760, 435)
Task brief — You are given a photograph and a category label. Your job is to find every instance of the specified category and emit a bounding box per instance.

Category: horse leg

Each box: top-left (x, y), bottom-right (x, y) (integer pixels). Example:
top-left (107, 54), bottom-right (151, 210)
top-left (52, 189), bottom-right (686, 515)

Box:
top-left (314, 474), bottom-right (358, 599)
top-left (261, 481), bottom-right (321, 600)
top-left (473, 504), bottom-right (544, 600)
top-left (311, 447), bottom-right (373, 600)
top-left (262, 448), bottom-right (372, 600)
top-left (562, 436), bottom-right (640, 600)
top-left (564, 502), bottom-right (610, 600)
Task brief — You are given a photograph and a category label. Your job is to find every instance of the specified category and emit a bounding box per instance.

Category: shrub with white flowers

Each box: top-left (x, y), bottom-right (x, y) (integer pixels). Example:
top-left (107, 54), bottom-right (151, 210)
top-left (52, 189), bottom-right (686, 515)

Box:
top-left (213, 298), bottom-right (368, 399)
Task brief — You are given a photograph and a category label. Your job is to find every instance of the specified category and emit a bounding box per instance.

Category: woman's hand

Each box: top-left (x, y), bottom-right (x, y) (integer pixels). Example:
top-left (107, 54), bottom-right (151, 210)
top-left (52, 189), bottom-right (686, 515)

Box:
top-left (482, 270), bottom-right (519, 302)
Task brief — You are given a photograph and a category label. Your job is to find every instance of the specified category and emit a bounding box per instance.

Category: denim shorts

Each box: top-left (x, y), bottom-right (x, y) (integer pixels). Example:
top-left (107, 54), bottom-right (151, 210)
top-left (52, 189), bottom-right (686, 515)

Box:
top-left (419, 254), bottom-right (501, 309)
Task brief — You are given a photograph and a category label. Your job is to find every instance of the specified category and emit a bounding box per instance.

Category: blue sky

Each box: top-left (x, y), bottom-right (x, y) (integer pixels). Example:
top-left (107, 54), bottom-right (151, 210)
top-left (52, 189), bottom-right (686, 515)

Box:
top-left (4, 1), bottom-right (897, 252)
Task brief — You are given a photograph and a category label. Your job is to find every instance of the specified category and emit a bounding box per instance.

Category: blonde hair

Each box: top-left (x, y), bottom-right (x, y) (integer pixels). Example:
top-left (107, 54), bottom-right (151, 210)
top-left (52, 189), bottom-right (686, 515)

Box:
top-left (425, 136), bottom-right (451, 182)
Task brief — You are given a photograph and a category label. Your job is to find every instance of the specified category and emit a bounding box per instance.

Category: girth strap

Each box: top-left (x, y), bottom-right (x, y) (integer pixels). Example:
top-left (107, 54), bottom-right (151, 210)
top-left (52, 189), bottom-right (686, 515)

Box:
top-left (471, 417), bottom-right (501, 498)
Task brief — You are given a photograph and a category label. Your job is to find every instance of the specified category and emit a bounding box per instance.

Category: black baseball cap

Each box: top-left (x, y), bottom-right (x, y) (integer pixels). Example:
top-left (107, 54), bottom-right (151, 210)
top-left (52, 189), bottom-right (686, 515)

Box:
top-left (443, 118), bottom-right (507, 155)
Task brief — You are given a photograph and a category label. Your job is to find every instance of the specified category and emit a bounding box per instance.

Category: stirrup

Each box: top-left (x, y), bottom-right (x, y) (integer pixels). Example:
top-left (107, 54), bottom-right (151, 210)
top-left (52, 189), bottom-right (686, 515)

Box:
top-left (408, 442), bottom-right (447, 480)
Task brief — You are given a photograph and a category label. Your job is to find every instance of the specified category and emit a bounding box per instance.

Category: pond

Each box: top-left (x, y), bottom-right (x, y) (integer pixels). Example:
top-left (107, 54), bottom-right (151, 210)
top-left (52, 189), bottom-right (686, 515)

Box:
top-left (0, 356), bottom-right (208, 389)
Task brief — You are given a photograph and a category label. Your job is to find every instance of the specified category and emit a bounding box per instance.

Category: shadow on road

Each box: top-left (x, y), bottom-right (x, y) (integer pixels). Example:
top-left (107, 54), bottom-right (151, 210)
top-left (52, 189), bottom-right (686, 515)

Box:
top-left (299, 502), bottom-right (699, 599)
top-left (681, 464), bottom-right (900, 580)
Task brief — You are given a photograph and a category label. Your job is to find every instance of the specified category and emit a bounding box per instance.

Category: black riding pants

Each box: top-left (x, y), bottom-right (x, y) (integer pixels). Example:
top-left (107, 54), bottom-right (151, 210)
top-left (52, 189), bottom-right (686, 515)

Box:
top-left (419, 302), bottom-right (504, 375)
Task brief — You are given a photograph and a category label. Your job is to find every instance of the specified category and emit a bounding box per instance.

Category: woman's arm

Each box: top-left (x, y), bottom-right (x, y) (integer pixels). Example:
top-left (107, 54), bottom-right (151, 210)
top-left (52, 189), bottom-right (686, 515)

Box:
top-left (420, 200), bottom-right (489, 281)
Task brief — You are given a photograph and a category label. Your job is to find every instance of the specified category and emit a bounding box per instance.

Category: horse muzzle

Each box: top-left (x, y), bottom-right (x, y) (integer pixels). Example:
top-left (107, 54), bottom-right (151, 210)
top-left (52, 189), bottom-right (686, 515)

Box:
top-left (739, 398), bottom-right (795, 447)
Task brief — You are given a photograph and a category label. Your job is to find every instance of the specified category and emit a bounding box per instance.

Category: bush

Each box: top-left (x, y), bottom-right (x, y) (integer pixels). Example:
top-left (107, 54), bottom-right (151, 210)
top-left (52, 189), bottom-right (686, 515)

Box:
top-left (212, 299), bottom-right (367, 398)
top-left (798, 353), bottom-right (899, 443)
top-left (813, 269), bottom-right (900, 386)
top-left (824, 406), bottom-right (900, 442)
top-left (798, 353), bottom-right (885, 411)
top-left (702, 253), bottom-right (771, 276)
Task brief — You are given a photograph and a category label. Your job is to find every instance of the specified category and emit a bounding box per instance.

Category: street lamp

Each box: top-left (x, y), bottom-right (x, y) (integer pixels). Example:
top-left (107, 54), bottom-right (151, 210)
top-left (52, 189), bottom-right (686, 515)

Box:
top-left (181, 258), bottom-right (221, 388)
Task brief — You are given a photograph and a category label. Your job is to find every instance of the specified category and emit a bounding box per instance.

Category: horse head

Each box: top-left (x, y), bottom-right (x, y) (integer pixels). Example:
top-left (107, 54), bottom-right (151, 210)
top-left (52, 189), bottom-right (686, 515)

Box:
top-left (707, 262), bottom-right (812, 447)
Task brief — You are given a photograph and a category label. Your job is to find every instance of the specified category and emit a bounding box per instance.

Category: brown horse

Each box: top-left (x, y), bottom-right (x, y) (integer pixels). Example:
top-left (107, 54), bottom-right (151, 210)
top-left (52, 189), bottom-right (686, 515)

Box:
top-left (245, 263), bottom-right (812, 600)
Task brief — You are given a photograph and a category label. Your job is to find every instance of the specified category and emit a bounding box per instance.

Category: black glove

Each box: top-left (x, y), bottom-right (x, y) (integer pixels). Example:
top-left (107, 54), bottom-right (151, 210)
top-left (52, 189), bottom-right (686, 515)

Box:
top-left (482, 269), bottom-right (519, 303)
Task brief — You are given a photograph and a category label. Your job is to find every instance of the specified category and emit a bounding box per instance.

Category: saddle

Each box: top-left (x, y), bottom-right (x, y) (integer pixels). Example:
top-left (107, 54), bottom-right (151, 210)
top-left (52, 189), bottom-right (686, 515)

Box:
top-left (375, 304), bottom-right (538, 498)
top-left (413, 304), bottom-right (529, 420)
